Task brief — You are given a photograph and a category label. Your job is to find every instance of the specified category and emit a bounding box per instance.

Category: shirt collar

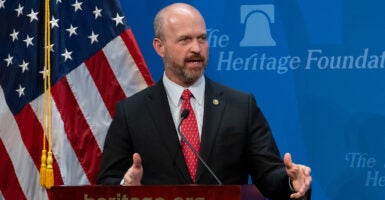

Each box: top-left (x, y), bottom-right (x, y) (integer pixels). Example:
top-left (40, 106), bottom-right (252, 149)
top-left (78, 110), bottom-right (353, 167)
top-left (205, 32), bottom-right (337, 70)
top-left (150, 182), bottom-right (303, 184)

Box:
top-left (163, 73), bottom-right (205, 107)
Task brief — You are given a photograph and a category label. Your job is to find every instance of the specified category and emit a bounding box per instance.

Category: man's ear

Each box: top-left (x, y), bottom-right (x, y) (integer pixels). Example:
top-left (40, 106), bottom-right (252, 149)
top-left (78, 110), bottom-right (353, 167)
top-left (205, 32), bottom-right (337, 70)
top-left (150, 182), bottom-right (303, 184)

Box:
top-left (153, 38), bottom-right (164, 57)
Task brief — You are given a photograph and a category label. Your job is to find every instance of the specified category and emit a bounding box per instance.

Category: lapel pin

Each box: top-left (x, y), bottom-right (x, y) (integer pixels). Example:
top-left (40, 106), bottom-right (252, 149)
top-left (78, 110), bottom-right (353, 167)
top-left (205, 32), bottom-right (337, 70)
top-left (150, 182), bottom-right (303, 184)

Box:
top-left (213, 99), bottom-right (219, 105)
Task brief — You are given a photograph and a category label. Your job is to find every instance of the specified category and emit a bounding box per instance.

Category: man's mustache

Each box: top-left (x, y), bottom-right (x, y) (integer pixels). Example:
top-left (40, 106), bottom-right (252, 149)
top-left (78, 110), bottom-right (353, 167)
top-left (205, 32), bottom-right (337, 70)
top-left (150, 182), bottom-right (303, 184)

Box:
top-left (185, 55), bottom-right (205, 62)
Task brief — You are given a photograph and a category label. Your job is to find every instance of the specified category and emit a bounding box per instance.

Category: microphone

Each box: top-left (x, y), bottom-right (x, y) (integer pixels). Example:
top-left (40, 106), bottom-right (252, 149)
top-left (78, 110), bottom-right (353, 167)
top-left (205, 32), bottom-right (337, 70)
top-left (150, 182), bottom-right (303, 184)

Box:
top-left (177, 109), bottom-right (222, 185)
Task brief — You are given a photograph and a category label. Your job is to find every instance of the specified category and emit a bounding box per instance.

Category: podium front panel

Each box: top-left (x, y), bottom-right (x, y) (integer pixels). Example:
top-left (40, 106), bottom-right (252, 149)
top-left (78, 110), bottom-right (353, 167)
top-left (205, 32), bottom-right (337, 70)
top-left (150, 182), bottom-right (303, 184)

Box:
top-left (50, 185), bottom-right (265, 200)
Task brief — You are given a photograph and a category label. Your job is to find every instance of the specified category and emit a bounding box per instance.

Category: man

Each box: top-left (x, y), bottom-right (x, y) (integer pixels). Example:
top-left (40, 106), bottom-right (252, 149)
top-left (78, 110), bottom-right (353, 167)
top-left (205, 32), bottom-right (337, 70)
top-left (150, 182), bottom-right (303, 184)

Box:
top-left (97, 3), bottom-right (311, 200)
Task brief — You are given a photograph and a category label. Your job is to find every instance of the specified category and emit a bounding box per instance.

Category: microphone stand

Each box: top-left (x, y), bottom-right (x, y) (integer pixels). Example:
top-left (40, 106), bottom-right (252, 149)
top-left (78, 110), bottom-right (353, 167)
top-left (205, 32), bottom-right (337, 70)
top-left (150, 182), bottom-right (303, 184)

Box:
top-left (178, 109), bottom-right (222, 185)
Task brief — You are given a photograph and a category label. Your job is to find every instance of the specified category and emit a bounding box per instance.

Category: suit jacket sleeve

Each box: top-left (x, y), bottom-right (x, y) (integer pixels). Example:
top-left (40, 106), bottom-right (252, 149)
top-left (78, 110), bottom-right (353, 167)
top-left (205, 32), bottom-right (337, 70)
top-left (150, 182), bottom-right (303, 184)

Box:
top-left (246, 94), bottom-right (293, 199)
top-left (96, 101), bottom-right (133, 185)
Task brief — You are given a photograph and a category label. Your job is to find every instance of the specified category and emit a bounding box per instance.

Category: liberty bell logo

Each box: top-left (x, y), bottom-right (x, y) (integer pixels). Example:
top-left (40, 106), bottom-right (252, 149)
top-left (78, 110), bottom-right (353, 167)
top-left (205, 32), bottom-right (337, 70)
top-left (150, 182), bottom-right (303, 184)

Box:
top-left (240, 5), bottom-right (276, 47)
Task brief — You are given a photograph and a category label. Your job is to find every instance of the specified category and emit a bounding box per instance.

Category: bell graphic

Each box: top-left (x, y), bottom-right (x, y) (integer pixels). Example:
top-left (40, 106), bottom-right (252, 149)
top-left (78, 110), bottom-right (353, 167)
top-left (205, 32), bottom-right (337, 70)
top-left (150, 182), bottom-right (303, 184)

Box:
top-left (240, 5), bottom-right (276, 47)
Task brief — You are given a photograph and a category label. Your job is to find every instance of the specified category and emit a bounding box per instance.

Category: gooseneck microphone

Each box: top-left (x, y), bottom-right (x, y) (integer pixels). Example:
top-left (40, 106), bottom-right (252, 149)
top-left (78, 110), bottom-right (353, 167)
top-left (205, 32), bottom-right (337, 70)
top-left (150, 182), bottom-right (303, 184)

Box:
top-left (177, 109), bottom-right (222, 185)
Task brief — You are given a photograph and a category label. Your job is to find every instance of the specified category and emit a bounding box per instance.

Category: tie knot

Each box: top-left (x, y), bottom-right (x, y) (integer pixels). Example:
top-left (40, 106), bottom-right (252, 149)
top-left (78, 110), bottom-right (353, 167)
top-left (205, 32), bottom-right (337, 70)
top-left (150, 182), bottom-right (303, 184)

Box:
top-left (181, 89), bottom-right (192, 100)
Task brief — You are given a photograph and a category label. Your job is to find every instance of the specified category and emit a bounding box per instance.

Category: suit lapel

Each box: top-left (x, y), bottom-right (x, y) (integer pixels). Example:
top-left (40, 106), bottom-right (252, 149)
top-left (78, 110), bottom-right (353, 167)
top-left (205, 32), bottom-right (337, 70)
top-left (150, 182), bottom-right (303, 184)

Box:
top-left (196, 78), bottom-right (226, 182)
top-left (145, 80), bottom-right (191, 183)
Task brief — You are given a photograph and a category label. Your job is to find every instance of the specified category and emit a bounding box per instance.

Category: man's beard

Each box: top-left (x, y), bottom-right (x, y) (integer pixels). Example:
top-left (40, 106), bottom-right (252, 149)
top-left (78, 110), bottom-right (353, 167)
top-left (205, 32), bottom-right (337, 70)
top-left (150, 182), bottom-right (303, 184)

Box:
top-left (165, 55), bottom-right (207, 85)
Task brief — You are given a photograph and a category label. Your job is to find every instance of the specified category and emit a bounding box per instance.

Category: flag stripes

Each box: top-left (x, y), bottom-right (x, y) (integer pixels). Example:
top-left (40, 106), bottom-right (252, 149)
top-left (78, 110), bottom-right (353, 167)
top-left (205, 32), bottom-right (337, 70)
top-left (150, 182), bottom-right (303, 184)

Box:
top-left (104, 30), bottom-right (151, 97)
top-left (0, 89), bottom-right (48, 199)
top-left (30, 96), bottom-right (89, 186)
top-left (66, 63), bottom-right (111, 150)
top-left (51, 77), bottom-right (103, 185)
top-left (84, 50), bottom-right (126, 118)
top-left (13, 103), bottom-right (65, 186)
top-left (120, 29), bottom-right (154, 87)
top-left (0, 140), bottom-right (27, 200)
top-left (14, 104), bottom-right (44, 168)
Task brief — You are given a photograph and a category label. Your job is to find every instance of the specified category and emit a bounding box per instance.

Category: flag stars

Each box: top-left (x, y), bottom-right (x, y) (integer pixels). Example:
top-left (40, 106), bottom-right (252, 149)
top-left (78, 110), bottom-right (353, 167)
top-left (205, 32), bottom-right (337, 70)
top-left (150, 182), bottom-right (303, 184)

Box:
top-left (39, 69), bottom-right (49, 79)
top-left (50, 16), bottom-right (59, 29)
top-left (10, 29), bottom-right (19, 41)
top-left (23, 35), bottom-right (34, 47)
top-left (4, 54), bottom-right (13, 67)
top-left (66, 24), bottom-right (78, 37)
top-left (15, 3), bottom-right (24, 16)
top-left (0, 0), bottom-right (5, 9)
top-left (88, 31), bottom-right (99, 44)
top-left (72, 0), bottom-right (83, 12)
top-left (16, 84), bottom-right (26, 97)
top-left (19, 60), bottom-right (29, 73)
top-left (45, 43), bottom-right (54, 53)
top-left (112, 13), bottom-right (124, 26)
top-left (27, 9), bottom-right (39, 22)
top-left (93, 6), bottom-right (102, 19)
top-left (61, 48), bottom-right (73, 61)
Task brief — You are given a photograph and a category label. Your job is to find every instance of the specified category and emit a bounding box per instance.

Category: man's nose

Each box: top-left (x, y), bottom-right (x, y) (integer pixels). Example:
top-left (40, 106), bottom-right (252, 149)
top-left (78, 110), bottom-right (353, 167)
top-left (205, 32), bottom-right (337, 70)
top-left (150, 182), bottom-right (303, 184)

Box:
top-left (189, 40), bottom-right (202, 53)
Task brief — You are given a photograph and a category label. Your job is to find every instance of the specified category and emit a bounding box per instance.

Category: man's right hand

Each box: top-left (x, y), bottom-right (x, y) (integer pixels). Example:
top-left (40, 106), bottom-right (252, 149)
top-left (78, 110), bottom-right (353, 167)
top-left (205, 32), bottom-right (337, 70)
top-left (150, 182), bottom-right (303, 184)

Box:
top-left (122, 153), bottom-right (143, 186)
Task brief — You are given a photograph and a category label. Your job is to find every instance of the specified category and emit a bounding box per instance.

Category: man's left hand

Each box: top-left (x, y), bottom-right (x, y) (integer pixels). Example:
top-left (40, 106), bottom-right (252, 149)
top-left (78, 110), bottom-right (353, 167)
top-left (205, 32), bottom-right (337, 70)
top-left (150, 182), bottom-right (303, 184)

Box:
top-left (284, 153), bottom-right (312, 199)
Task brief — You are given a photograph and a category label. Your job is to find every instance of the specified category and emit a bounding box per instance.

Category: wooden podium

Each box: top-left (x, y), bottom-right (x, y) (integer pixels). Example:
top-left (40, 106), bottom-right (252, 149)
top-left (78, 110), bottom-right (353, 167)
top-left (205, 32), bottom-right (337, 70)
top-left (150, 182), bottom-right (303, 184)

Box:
top-left (50, 185), bottom-right (265, 200)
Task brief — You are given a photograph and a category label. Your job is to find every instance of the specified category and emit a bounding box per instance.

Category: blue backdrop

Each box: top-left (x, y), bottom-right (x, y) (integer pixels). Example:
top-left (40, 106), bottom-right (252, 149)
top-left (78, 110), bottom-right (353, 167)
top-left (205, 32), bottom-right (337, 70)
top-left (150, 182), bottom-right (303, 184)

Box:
top-left (120, 1), bottom-right (385, 199)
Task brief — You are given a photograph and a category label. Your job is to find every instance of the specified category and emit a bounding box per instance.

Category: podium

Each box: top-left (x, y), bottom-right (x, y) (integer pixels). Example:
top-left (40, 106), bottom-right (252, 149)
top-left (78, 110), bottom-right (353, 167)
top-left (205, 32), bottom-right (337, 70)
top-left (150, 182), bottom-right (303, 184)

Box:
top-left (50, 185), bottom-right (265, 200)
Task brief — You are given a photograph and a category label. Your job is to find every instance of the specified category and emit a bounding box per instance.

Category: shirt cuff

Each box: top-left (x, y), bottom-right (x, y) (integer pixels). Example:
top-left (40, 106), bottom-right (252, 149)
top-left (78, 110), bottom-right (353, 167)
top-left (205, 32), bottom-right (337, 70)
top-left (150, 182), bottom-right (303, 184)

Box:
top-left (120, 178), bottom-right (124, 186)
top-left (289, 177), bottom-right (295, 192)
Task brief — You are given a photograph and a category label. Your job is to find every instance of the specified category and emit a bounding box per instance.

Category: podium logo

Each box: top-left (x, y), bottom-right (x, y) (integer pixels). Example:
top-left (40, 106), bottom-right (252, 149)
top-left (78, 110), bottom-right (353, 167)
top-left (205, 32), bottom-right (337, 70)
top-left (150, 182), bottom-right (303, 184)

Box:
top-left (240, 5), bottom-right (276, 47)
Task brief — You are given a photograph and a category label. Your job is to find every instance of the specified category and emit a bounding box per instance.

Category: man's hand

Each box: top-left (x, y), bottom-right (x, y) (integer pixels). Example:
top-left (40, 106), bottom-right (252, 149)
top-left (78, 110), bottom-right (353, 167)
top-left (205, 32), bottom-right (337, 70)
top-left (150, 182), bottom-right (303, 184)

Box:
top-left (122, 153), bottom-right (143, 186)
top-left (284, 153), bottom-right (312, 199)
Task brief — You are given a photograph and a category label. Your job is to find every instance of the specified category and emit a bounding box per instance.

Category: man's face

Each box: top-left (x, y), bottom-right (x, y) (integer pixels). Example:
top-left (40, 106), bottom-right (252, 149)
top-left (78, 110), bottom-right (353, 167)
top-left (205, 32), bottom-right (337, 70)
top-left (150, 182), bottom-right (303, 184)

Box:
top-left (160, 10), bottom-right (209, 86)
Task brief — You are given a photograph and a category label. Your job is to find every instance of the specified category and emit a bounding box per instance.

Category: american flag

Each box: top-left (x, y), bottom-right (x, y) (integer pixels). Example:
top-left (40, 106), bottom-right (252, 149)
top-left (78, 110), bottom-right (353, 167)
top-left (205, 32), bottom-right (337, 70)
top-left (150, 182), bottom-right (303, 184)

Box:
top-left (0, 0), bottom-right (153, 199)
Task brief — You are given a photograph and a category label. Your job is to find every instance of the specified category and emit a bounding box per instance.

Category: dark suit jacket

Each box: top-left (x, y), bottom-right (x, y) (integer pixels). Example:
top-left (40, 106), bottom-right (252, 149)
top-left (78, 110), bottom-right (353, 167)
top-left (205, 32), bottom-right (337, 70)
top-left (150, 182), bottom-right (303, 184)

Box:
top-left (97, 77), bottom-right (294, 199)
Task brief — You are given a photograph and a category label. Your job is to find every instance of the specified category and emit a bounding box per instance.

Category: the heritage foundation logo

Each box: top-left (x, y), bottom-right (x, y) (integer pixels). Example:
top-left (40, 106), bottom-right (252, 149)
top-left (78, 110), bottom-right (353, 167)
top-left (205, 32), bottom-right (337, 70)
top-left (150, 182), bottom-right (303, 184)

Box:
top-left (240, 5), bottom-right (276, 47)
top-left (207, 4), bottom-right (385, 74)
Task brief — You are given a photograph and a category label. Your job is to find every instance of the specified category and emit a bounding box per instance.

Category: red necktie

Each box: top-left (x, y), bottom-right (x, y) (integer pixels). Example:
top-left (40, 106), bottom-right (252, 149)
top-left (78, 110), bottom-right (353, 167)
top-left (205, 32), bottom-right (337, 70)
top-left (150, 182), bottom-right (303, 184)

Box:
top-left (180, 89), bottom-right (200, 182)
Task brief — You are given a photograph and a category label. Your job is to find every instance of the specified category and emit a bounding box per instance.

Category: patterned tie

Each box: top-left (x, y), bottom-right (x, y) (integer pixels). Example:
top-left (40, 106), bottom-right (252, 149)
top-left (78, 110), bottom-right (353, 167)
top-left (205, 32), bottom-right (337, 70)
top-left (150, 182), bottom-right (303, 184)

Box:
top-left (180, 89), bottom-right (200, 183)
